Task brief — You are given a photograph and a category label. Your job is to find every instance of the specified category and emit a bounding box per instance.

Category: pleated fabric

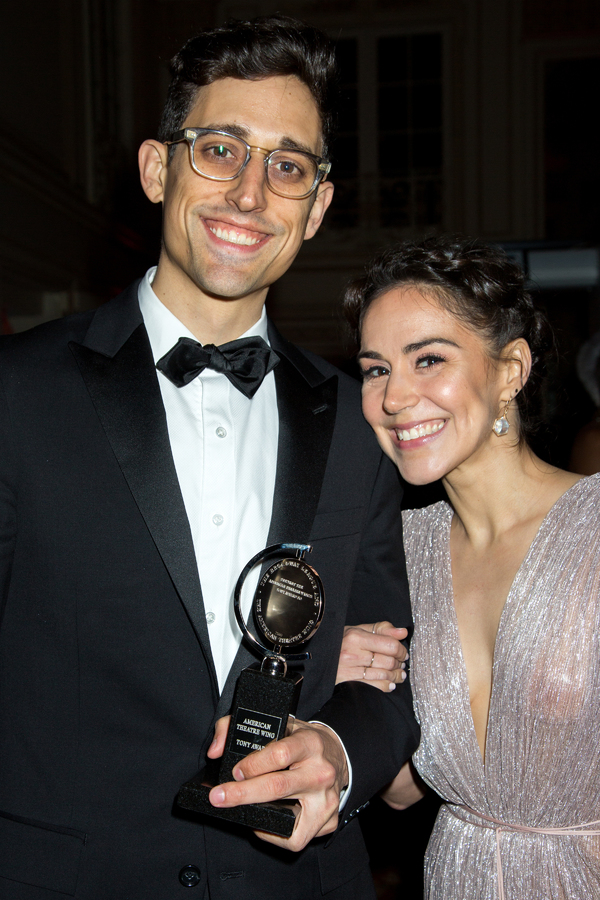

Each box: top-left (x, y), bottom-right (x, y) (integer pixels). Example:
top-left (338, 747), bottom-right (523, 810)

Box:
top-left (403, 474), bottom-right (600, 899)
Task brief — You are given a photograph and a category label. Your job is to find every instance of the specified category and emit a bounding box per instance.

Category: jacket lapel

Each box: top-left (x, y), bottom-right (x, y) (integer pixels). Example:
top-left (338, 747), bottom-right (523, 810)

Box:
top-left (215, 322), bottom-right (338, 716)
top-left (69, 286), bottom-right (219, 701)
top-left (266, 328), bottom-right (338, 544)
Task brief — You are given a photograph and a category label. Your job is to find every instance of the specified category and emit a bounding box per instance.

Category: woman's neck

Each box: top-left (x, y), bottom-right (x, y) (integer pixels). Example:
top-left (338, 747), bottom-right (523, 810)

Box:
top-left (442, 442), bottom-right (581, 549)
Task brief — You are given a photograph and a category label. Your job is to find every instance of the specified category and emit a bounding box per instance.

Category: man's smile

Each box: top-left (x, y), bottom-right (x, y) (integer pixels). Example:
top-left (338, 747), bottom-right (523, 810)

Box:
top-left (202, 216), bottom-right (271, 249)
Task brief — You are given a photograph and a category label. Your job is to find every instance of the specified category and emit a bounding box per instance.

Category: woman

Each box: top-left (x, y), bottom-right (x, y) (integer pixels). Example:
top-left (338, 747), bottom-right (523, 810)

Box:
top-left (337, 236), bottom-right (600, 898)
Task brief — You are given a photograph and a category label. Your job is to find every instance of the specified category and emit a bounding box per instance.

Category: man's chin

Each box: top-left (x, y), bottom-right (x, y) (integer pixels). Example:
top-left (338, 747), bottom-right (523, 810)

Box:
top-left (193, 276), bottom-right (270, 304)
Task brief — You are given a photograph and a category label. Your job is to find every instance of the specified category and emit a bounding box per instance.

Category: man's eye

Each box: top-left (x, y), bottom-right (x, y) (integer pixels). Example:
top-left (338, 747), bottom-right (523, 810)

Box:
top-left (276, 159), bottom-right (299, 173)
top-left (208, 144), bottom-right (234, 159)
top-left (360, 365), bottom-right (390, 381)
top-left (270, 156), bottom-right (307, 182)
top-left (195, 137), bottom-right (242, 162)
top-left (416, 354), bottom-right (444, 369)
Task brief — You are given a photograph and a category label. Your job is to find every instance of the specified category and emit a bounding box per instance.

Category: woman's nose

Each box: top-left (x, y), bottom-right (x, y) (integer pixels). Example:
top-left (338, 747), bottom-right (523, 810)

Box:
top-left (382, 376), bottom-right (418, 415)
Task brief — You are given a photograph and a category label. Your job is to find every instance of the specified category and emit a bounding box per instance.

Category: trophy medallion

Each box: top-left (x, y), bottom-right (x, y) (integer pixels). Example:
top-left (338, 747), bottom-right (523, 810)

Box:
top-left (177, 543), bottom-right (324, 837)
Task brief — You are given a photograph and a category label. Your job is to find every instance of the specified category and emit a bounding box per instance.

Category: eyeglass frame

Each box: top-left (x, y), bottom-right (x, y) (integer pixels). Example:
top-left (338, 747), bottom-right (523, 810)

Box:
top-left (165, 127), bottom-right (332, 200)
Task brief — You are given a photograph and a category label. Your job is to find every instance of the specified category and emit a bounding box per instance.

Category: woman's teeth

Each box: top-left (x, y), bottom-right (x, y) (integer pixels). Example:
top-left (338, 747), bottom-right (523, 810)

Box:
top-left (396, 422), bottom-right (444, 442)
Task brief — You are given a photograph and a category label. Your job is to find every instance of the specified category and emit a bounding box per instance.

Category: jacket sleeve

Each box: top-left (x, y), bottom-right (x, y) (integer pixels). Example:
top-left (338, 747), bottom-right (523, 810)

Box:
top-left (312, 452), bottom-right (420, 823)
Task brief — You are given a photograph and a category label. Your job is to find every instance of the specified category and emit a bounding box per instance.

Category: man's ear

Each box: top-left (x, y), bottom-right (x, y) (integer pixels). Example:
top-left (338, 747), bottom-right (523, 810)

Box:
top-left (501, 338), bottom-right (532, 397)
top-left (304, 181), bottom-right (335, 240)
top-left (138, 139), bottom-right (169, 204)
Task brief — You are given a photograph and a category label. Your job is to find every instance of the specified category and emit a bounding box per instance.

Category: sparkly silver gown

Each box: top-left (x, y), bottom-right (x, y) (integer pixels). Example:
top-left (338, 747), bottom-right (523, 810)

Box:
top-left (402, 475), bottom-right (600, 899)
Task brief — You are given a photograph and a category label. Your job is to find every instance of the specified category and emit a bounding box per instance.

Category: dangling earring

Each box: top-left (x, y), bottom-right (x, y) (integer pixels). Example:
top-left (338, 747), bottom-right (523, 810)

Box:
top-left (493, 398), bottom-right (511, 437)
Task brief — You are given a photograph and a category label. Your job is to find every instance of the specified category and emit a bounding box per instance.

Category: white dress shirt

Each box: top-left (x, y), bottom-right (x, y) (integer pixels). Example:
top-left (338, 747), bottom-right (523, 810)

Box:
top-left (138, 268), bottom-right (278, 692)
top-left (138, 269), bottom-right (352, 803)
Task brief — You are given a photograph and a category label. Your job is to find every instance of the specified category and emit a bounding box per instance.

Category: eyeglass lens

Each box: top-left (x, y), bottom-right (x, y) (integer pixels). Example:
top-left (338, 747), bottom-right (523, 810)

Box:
top-left (192, 132), bottom-right (320, 196)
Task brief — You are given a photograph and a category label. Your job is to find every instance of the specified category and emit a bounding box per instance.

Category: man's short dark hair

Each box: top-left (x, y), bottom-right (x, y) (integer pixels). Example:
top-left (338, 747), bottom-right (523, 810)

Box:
top-left (158, 15), bottom-right (338, 156)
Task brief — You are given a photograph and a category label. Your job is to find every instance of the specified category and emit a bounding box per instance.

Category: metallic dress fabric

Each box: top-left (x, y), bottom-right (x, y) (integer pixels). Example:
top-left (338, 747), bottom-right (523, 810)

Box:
top-left (402, 474), bottom-right (600, 899)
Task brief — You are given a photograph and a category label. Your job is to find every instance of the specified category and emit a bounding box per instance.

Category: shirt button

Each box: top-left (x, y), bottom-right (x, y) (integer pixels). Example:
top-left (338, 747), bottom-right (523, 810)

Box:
top-left (206, 611), bottom-right (216, 625)
top-left (179, 865), bottom-right (201, 887)
top-left (215, 426), bottom-right (227, 438)
top-left (212, 514), bottom-right (224, 526)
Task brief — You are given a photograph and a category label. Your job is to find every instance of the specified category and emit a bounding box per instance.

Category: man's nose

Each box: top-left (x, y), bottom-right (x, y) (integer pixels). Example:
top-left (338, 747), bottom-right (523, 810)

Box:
top-left (224, 151), bottom-right (268, 212)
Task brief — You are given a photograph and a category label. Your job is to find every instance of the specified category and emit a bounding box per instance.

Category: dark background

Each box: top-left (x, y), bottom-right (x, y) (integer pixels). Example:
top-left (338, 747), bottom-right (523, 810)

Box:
top-left (1, 1), bottom-right (599, 896)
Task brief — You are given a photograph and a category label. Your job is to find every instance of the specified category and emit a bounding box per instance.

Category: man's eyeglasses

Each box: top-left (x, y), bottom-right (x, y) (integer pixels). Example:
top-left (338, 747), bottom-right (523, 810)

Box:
top-left (165, 128), bottom-right (331, 200)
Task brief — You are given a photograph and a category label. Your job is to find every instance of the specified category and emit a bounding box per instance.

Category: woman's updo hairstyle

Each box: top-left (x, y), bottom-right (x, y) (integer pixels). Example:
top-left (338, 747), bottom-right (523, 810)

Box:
top-left (343, 234), bottom-right (556, 442)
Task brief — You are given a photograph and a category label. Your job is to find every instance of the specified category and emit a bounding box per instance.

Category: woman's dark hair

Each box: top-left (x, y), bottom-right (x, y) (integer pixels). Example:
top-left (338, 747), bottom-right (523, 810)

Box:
top-left (158, 15), bottom-right (338, 156)
top-left (343, 235), bottom-right (556, 442)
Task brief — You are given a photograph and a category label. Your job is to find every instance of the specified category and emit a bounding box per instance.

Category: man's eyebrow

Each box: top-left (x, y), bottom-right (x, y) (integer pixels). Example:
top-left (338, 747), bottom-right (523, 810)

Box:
top-left (278, 136), bottom-right (316, 155)
top-left (200, 124), bottom-right (315, 155)
top-left (202, 123), bottom-right (250, 140)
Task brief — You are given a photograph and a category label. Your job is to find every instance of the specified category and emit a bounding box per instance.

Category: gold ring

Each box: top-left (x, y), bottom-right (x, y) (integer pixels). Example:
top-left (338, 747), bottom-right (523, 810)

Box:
top-left (363, 667), bottom-right (367, 679)
top-left (369, 653), bottom-right (375, 667)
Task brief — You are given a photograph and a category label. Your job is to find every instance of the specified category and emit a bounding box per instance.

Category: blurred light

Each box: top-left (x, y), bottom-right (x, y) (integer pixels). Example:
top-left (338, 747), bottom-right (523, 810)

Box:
top-left (528, 248), bottom-right (599, 290)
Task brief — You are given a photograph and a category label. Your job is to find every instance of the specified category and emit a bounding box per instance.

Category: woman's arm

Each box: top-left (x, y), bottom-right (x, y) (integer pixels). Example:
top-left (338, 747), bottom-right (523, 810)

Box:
top-left (381, 760), bottom-right (427, 810)
top-left (336, 622), bottom-right (425, 806)
top-left (336, 621), bottom-right (408, 693)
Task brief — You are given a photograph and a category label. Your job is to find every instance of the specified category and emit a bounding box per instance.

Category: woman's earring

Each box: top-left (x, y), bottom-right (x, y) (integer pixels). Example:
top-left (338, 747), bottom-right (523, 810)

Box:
top-left (493, 398), bottom-right (511, 437)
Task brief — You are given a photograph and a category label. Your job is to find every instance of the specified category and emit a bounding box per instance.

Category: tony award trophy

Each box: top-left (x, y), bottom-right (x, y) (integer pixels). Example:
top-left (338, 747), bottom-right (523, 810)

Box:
top-left (177, 543), bottom-right (324, 837)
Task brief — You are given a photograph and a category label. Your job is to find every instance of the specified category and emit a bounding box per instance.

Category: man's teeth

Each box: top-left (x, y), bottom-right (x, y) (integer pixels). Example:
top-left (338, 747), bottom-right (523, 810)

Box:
top-left (210, 225), bottom-right (261, 246)
top-left (396, 422), bottom-right (444, 442)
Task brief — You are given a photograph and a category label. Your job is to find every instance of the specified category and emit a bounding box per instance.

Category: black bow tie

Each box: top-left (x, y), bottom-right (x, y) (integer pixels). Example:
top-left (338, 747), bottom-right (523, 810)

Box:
top-left (156, 336), bottom-right (279, 399)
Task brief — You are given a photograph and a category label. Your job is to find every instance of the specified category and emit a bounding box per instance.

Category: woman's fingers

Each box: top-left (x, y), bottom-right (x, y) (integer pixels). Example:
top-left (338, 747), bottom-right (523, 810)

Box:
top-left (336, 623), bottom-right (409, 692)
top-left (363, 659), bottom-right (407, 691)
top-left (339, 624), bottom-right (408, 666)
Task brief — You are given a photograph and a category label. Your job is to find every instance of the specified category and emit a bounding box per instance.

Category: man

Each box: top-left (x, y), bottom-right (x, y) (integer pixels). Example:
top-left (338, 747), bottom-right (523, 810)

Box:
top-left (0, 16), bottom-right (418, 900)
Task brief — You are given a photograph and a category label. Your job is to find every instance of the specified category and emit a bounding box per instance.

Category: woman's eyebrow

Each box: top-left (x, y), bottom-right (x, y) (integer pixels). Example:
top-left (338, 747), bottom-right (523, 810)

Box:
top-left (358, 338), bottom-right (459, 361)
top-left (357, 350), bottom-right (385, 360)
top-left (402, 338), bottom-right (460, 354)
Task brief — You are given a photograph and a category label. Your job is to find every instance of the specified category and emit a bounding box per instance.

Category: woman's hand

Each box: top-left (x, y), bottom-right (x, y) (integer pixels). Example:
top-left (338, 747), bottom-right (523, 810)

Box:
top-left (336, 621), bottom-right (409, 693)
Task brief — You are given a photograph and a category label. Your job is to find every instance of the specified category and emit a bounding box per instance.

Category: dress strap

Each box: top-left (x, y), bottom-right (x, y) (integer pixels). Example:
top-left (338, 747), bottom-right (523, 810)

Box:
top-left (447, 804), bottom-right (600, 900)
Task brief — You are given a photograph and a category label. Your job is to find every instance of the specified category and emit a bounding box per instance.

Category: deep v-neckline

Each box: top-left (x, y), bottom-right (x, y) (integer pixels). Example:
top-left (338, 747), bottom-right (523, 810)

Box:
top-left (441, 477), bottom-right (586, 771)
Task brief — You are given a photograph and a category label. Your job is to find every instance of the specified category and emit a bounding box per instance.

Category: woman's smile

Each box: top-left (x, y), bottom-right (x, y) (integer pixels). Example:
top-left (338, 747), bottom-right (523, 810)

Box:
top-left (392, 419), bottom-right (447, 446)
top-left (359, 286), bottom-right (506, 485)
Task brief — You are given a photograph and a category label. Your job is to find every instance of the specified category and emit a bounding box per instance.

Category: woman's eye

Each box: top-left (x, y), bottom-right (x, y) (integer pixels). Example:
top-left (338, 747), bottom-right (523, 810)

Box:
top-left (360, 365), bottom-right (390, 381)
top-left (415, 354), bottom-right (444, 369)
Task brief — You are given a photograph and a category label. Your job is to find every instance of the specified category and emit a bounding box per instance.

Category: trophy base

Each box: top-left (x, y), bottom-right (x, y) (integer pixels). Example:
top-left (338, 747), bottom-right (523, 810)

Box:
top-left (177, 665), bottom-right (304, 837)
top-left (177, 767), bottom-right (300, 837)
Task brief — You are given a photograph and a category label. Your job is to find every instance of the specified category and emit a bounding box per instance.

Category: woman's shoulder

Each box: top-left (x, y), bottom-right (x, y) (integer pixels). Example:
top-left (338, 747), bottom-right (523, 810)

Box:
top-left (401, 501), bottom-right (452, 556)
top-left (529, 474), bottom-right (600, 569)
top-left (550, 472), bottom-right (600, 527)
top-left (402, 500), bottom-right (451, 527)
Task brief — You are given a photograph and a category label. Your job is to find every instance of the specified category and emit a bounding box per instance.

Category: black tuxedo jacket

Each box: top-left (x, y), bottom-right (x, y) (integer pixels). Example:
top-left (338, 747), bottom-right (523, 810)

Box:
top-left (0, 283), bottom-right (419, 900)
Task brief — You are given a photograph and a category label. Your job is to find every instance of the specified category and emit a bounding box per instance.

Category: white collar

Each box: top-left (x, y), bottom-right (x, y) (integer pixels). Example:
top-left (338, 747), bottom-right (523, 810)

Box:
top-left (137, 266), bottom-right (270, 364)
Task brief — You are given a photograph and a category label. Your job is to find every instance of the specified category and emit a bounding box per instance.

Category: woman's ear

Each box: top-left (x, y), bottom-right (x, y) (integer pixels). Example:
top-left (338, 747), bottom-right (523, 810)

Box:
top-left (501, 338), bottom-right (532, 399)
top-left (138, 140), bottom-right (169, 204)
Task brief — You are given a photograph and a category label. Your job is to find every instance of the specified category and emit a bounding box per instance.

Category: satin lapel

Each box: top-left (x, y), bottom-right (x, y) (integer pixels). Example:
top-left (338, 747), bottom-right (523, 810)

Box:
top-left (267, 353), bottom-right (338, 543)
top-left (70, 319), bottom-right (219, 700)
top-left (216, 329), bottom-right (338, 717)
